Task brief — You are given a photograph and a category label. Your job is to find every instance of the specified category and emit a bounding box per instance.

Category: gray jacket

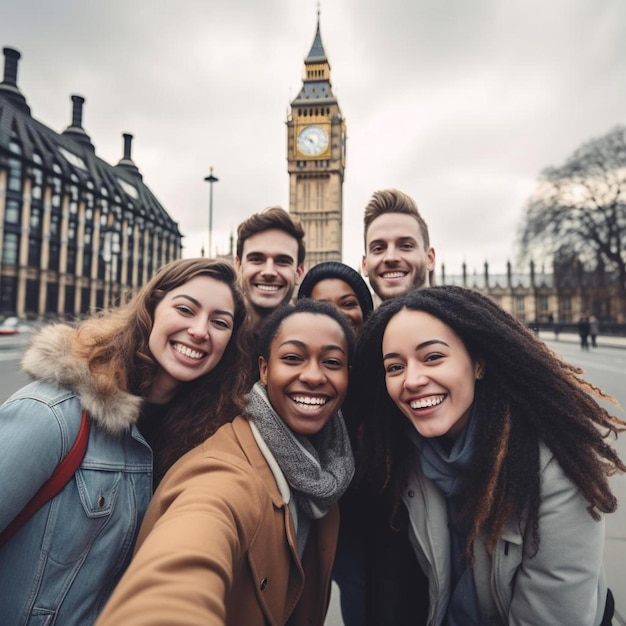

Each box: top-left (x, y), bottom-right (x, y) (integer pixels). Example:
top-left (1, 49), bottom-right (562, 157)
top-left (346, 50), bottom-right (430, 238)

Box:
top-left (402, 443), bottom-right (607, 626)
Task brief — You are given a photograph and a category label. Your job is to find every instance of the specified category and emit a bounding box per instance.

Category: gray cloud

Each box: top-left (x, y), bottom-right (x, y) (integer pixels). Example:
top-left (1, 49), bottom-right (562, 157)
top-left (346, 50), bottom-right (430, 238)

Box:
top-left (2, 0), bottom-right (625, 274)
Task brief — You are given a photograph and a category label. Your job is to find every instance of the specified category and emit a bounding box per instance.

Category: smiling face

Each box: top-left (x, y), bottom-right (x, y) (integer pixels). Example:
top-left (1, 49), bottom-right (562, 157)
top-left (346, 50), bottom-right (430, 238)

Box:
top-left (382, 308), bottom-right (481, 442)
top-left (310, 278), bottom-right (365, 335)
top-left (259, 312), bottom-right (349, 436)
top-left (235, 229), bottom-right (304, 319)
top-left (362, 213), bottom-right (435, 301)
top-left (147, 275), bottom-right (235, 404)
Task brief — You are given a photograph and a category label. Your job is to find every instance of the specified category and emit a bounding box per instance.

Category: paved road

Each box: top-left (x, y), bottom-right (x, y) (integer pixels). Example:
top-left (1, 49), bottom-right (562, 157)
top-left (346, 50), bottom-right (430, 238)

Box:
top-left (542, 338), bottom-right (626, 626)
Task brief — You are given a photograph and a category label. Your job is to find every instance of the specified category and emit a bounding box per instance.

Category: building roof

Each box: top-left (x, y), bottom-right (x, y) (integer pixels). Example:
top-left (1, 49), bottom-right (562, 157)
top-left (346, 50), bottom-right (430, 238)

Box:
top-left (305, 14), bottom-right (327, 63)
top-left (291, 13), bottom-right (338, 107)
top-left (0, 46), bottom-right (181, 236)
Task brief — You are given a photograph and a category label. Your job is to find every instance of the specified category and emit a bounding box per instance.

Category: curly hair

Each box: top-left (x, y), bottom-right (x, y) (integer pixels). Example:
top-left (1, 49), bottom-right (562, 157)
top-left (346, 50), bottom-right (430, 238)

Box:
top-left (72, 258), bottom-right (252, 483)
top-left (348, 285), bottom-right (626, 558)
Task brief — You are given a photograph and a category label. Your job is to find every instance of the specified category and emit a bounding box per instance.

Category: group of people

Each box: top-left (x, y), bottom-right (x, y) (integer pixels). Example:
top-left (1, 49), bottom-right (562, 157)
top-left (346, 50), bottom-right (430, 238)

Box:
top-left (1, 189), bottom-right (624, 626)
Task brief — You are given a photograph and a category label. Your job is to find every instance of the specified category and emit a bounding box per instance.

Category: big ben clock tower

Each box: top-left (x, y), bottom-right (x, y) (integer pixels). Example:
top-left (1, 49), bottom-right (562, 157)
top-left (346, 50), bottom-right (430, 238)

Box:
top-left (287, 12), bottom-right (346, 267)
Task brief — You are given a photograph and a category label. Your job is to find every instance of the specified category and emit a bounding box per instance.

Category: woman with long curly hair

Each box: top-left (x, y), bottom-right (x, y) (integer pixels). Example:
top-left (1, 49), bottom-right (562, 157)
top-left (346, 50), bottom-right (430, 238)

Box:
top-left (0, 258), bottom-right (250, 626)
top-left (347, 285), bottom-right (625, 626)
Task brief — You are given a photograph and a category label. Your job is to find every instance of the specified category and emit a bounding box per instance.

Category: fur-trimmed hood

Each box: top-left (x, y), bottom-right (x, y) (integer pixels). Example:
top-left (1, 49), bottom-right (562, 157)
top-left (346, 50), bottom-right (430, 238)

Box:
top-left (21, 324), bottom-right (142, 435)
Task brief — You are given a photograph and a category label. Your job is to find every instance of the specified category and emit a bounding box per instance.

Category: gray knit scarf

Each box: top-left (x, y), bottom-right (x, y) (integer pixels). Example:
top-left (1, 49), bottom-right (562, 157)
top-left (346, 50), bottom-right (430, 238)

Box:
top-left (246, 382), bottom-right (355, 520)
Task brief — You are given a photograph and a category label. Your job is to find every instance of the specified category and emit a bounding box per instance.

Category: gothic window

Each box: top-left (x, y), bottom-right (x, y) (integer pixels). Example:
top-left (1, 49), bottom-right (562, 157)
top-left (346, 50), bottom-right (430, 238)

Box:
top-left (46, 280), bottom-right (58, 315)
top-left (7, 139), bottom-right (22, 193)
top-left (48, 192), bottom-right (62, 271)
top-left (515, 296), bottom-right (526, 321)
top-left (65, 285), bottom-right (76, 315)
top-left (0, 276), bottom-right (17, 314)
top-left (66, 185), bottom-right (79, 274)
top-left (25, 279), bottom-right (39, 315)
top-left (5, 199), bottom-right (21, 224)
top-left (2, 232), bottom-right (19, 264)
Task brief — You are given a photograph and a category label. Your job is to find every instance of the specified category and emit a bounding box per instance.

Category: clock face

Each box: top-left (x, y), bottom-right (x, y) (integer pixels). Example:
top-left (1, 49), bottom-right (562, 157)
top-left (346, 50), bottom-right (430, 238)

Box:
top-left (297, 125), bottom-right (329, 156)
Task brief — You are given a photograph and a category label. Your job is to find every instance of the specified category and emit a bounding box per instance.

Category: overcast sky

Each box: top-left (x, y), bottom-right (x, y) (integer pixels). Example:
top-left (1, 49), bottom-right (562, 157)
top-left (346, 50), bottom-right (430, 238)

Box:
top-left (2, 0), bottom-right (625, 277)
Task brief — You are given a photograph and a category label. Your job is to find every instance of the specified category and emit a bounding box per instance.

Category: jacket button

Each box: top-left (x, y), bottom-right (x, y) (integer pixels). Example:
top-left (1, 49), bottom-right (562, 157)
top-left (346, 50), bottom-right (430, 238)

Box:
top-left (97, 495), bottom-right (105, 507)
top-left (260, 577), bottom-right (268, 590)
top-left (408, 490), bottom-right (415, 498)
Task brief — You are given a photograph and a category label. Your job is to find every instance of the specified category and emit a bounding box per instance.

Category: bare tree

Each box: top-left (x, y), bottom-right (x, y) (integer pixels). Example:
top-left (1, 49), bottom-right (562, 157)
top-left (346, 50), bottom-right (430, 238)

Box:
top-left (519, 125), bottom-right (626, 310)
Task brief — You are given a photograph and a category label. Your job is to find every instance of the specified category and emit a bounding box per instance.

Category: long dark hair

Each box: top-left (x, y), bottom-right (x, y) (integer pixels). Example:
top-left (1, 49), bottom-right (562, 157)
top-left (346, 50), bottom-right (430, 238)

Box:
top-left (348, 285), bottom-right (626, 557)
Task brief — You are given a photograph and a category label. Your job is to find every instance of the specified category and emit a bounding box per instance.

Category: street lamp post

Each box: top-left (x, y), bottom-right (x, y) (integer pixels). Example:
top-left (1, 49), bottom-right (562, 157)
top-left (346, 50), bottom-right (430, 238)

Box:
top-left (204, 167), bottom-right (219, 258)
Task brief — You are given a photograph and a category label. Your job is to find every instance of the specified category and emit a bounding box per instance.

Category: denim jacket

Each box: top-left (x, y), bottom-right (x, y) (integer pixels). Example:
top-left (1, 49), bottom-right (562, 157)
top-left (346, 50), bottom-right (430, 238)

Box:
top-left (0, 324), bottom-right (153, 626)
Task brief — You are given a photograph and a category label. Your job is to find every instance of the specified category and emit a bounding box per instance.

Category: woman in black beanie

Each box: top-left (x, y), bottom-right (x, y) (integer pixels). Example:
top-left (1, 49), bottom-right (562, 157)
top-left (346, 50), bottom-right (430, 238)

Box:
top-left (298, 261), bottom-right (374, 336)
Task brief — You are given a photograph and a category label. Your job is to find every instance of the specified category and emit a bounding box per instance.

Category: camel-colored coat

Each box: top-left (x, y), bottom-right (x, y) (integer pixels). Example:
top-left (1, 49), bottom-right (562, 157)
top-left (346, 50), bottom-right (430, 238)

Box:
top-left (95, 416), bottom-right (338, 626)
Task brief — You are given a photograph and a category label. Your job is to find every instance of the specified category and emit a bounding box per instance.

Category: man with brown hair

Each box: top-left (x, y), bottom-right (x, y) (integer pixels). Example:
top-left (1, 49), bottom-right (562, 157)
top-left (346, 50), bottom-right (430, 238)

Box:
top-left (362, 188), bottom-right (436, 301)
top-left (235, 206), bottom-right (305, 330)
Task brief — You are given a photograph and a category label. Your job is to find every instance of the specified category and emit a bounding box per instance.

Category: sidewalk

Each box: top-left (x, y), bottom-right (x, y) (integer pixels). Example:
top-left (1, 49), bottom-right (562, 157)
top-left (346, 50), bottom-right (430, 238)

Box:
top-left (536, 331), bottom-right (626, 349)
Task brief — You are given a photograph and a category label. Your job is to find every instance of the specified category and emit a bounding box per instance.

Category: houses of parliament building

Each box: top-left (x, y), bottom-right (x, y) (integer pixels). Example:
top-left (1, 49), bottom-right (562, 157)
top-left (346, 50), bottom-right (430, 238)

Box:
top-left (1, 16), bottom-right (623, 324)
top-left (0, 47), bottom-right (182, 320)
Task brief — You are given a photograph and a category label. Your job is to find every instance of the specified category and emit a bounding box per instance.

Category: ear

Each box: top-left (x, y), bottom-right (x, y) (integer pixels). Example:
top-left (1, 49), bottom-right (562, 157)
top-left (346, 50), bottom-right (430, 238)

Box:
top-left (361, 254), bottom-right (369, 277)
top-left (295, 263), bottom-right (305, 284)
top-left (474, 358), bottom-right (486, 380)
top-left (258, 356), bottom-right (268, 385)
top-left (234, 255), bottom-right (242, 272)
top-left (426, 246), bottom-right (436, 272)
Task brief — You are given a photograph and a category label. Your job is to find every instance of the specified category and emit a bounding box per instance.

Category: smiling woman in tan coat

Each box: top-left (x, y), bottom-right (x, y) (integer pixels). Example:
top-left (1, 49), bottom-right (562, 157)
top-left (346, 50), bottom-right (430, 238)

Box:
top-left (95, 299), bottom-right (355, 626)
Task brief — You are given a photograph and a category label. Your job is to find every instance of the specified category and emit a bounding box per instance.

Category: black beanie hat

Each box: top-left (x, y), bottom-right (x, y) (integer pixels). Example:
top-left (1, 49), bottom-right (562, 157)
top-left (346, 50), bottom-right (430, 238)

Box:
top-left (297, 261), bottom-right (374, 319)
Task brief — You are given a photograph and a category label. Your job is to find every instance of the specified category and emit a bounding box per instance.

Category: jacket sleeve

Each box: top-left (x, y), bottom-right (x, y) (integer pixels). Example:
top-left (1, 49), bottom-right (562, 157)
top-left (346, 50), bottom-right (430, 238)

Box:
top-left (94, 449), bottom-right (265, 626)
top-left (0, 395), bottom-right (72, 531)
top-left (509, 448), bottom-right (606, 626)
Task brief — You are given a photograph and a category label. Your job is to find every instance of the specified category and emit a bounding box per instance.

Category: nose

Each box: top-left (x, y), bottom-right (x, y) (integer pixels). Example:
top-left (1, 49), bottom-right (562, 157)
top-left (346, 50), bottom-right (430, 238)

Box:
top-left (187, 319), bottom-right (209, 342)
top-left (403, 361), bottom-right (428, 390)
top-left (299, 360), bottom-right (326, 387)
top-left (382, 244), bottom-right (400, 264)
top-left (260, 259), bottom-right (277, 277)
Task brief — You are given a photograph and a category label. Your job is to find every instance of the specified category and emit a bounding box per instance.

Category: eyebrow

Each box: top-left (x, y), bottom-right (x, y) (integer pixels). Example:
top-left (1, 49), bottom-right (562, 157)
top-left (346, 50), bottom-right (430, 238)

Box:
top-left (246, 252), bottom-right (295, 263)
top-left (383, 339), bottom-right (449, 360)
top-left (172, 294), bottom-right (234, 318)
top-left (279, 339), bottom-right (346, 354)
top-left (369, 236), bottom-right (418, 247)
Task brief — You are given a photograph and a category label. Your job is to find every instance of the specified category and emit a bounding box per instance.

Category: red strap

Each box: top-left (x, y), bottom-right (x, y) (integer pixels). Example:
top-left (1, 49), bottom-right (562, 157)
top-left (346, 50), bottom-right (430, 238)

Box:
top-left (0, 409), bottom-right (91, 548)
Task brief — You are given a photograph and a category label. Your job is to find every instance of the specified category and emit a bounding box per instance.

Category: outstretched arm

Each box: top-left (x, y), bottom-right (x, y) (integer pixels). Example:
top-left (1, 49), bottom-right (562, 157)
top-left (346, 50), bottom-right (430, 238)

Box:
top-left (95, 449), bottom-right (264, 626)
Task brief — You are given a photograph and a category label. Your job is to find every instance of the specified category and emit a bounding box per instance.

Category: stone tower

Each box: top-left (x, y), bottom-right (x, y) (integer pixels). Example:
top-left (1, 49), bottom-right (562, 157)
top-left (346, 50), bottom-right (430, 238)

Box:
top-left (287, 12), bottom-right (346, 268)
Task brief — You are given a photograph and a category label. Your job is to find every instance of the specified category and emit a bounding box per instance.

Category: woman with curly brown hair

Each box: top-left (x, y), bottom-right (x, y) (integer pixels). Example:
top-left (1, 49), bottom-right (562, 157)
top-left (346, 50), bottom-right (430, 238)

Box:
top-left (347, 285), bottom-right (625, 626)
top-left (0, 258), bottom-right (250, 626)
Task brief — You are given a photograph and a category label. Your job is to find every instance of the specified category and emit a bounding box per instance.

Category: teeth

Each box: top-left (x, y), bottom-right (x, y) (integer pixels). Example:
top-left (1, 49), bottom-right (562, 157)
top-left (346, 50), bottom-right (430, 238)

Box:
top-left (172, 343), bottom-right (204, 360)
top-left (382, 272), bottom-right (406, 279)
top-left (410, 395), bottom-right (444, 409)
top-left (256, 284), bottom-right (280, 292)
top-left (292, 396), bottom-right (327, 406)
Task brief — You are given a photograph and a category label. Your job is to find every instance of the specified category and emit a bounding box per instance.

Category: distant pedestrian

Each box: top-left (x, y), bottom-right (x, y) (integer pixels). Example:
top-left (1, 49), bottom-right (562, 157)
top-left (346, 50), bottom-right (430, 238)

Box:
top-left (589, 315), bottom-right (599, 348)
top-left (578, 315), bottom-right (591, 351)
